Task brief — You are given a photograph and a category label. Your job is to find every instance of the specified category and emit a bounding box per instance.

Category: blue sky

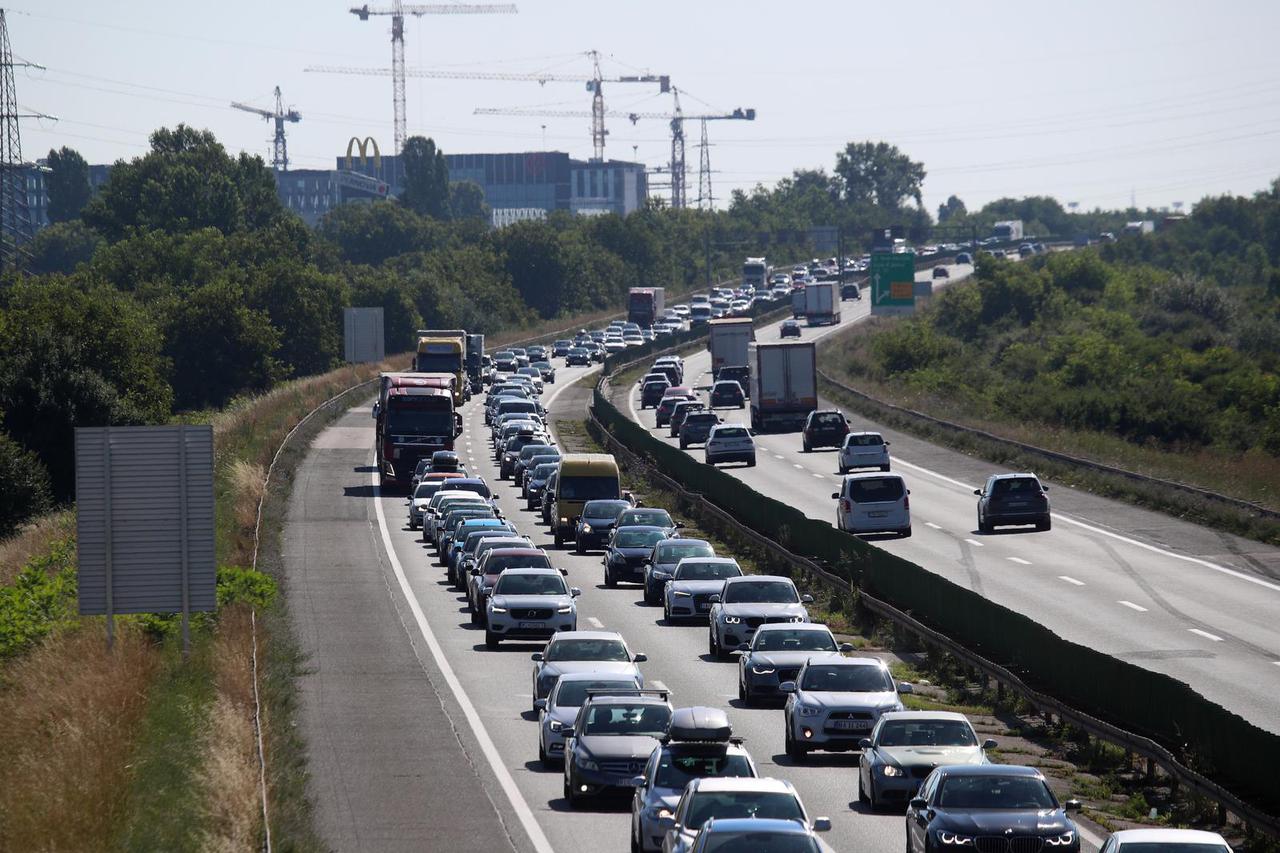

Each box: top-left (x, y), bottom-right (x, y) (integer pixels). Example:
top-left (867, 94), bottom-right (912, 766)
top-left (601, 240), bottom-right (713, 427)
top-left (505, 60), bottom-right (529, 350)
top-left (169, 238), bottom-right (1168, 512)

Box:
top-left (13, 0), bottom-right (1280, 213)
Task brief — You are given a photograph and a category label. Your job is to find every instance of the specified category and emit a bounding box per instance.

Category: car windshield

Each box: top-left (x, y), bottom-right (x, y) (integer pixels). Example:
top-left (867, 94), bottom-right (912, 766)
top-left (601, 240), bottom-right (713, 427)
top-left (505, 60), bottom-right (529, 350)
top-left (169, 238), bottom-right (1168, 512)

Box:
top-left (484, 553), bottom-right (552, 574)
top-left (991, 478), bottom-right (1042, 496)
top-left (685, 792), bottom-right (804, 831)
top-left (714, 428), bottom-right (749, 439)
top-left (499, 402), bottom-right (537, 415)
top-left (937, 776), bottom-right (1056, 810)
top-left (657, 542), bottom-right (714, 563)
top-left (801, 664), bottom-right (894, 692)
top-left (878, 720), bottom-right (977, 748)
top-left (545, 638), bottom-right (630, 662)
top-left (532, 464), bottom-right (559, 479)
top-left (675, 561), bottom-right (741, 581)
top-left (520, 445), bottom-right (555, 460)
top-left (847, 434), bottom-right (884, 447)
top-left (615, 529), bottom-right (667, 548)
top-left (846, 478), bottom-right (905, 502)
top-left (620, 511), bottom-right (671, 529)
top-left (753, 629), bottom-right (835, 652)
top-left (1118, 845), bottom-right (1230, 853)
top-left (583, 500), bottom-right (631, 519)
top-left (446, 509), bottom-right (493, 527)
top-left (724, 581), bottom-right (799, 604)
top-left (493, 573), bottom-right (567, 596)
top-left (654, 753), bottom-right (753, 789)
top-left (449, 481), bottom-right (491, 498)
top-left (559, 477), bottom-right (620, 502)
top-left (414, 482), bottom-right (443, 498)
top-left (552, 679), bottom-right (639, 709)
top-left (581, 704), bottom-right (671, 737)
top-left (714, 384), bottom-right (741, 394)
top-left (703, 834), bottom-right (819, 853)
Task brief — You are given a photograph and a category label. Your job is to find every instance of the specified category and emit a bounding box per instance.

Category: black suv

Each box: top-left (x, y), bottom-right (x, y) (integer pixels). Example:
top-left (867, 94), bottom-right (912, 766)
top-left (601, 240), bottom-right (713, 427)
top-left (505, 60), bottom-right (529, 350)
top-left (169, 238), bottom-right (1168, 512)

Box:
top-left (801, 410), bottom-right (849, 452)
top-left (679, 412), bottom-right (720, 448)
top-left (841, 283), bottom-right (861, 300)
top-left (715, 366), bottom-right (751, 398)
top-left (709, 381), bottom-right (745, 409)
top-left (975, 473), bottom-right (1051, 532)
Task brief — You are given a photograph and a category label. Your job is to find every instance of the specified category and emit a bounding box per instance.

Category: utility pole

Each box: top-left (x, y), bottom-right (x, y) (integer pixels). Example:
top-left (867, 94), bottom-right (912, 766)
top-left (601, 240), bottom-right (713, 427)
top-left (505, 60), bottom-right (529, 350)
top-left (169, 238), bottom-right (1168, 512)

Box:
top-left (0, 10), bottom-right (50, 273)
top-left (696, 118), bottom-right (713, 210)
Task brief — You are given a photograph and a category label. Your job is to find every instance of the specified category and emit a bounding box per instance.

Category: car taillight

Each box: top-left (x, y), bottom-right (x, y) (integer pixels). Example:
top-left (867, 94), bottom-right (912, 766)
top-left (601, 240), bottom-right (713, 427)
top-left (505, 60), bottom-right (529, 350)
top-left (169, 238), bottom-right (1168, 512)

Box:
top-left (903, 495), bottom-right (910, 510)
top-left (841, 499), bottom-right (851, 513)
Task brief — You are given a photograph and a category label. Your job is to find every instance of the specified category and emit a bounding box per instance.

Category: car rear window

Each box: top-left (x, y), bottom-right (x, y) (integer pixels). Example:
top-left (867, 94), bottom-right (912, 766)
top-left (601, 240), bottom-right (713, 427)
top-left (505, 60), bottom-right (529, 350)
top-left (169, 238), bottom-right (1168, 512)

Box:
top-left (714, 428), bottom-right (748, 439)
top-left (553, 679), bottom-right (639, 708)
top-left (655, 753), bottom-right (753, 789)
top-left (685, 414), bottom-right (718, 425)
top-left (846, 477), bottom-right (905, 502)
top-left (846, 434), bottom-right (883, 447)
top-left (583, 500), bottom-right (631, 518)
top-left (813, 413), bottom-right (844, 426)
top-left (991, 477), bottom-right (1042, 496)
top-left (657, 542), bottom-right (714, 562)
top-left (618, 509), bottom-right (673, 528)
top-left (685, 792), bottom-right (804, 831)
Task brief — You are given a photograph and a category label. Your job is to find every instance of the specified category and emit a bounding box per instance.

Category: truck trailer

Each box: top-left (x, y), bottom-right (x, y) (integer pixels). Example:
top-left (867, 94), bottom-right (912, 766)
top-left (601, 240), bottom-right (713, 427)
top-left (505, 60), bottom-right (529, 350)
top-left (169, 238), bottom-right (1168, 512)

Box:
top-left (747, 341), bottom-right (817, 432)
top-left (465, 333), bottom-right (485, 389)
top-left (627, 287), bottom-right (665, 328)
top-left (742, 257), bottom-right (768, 291)
top-left (707, 317), bottom-right (755, 380)
top-left (803, 281), bottom-right (841, 326)
top-left (992, 220), bottom-right (1024, 242)
top-left (414, 329), bottom-right (467, 406)
top-left (373, 373), bottom-right (463, 488)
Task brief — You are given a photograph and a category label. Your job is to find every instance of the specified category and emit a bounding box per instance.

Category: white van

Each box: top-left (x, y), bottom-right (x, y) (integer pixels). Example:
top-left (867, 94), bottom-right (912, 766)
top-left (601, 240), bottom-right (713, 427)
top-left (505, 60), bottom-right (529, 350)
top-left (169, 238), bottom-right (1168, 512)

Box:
top-left (833, 472), bottom-right (911, 537)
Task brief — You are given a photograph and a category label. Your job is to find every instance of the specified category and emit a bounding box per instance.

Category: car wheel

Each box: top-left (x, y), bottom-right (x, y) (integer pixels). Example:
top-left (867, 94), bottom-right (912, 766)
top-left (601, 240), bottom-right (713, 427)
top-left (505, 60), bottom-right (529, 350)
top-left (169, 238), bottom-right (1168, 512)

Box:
top-left (1037, 515), bottom-right (1052, 532)
top-left (785, 724), bottom-right (806, 761)
top-left (738, 679), bottom-right (750, 706)
top-left (539, 740), bottom-right (550, 768)
top-left (605, 566), bottom-right (617, 588)
top-left (880, 464), bottom-right (891, 472)
top-left (746, 456), bottom-right (756, 468)
top-left (575, 540), bottom-right (584, 556)
top-left (554, 530), bottom-right (563, 548)
top-left (978, 516), bottom-right (993, 535)
top-left (802, 441), bottom-right (811, 453)
top-left (678, 438), bottom-right (687, 449)
top-left (631, 817), bottom-right (642, 853)
top-left (708, 628), bottom-right (718, 657)
top-left (858, 770), bottom-right (870, 804)
top-left (469, 605), bottom-right (481, 626)
top-left (484, 630), bottom-right (499, 649)
top-left (899, 526), bottom-right (912, 538)
top-left (867, 777), bottom-right (879, 810)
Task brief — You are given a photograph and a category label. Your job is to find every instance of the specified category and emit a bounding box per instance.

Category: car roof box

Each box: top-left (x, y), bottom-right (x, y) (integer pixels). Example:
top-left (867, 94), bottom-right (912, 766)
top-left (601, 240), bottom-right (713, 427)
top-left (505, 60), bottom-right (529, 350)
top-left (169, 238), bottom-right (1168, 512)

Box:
top-left (667, 706), bottom-right (732, 742)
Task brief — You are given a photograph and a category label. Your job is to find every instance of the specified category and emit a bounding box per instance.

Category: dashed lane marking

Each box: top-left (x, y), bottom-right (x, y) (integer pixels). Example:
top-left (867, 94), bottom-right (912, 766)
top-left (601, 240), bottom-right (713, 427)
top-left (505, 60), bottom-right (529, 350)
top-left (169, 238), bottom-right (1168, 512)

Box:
top-left (1007, 557), bottom-right (1032, 565)
top-left (1058, 576), bottom-right (1086, 586)
top-left (925, 522), bottom-right (942, 530)
top-left (1189, 628), bottom-right (1224, 642)
top-left (586, 616), bottom-right (604, 628)
top-left (1117, 600), bottom-right (1148, 612)
top-left (963, 538), bottom-right (984, 547)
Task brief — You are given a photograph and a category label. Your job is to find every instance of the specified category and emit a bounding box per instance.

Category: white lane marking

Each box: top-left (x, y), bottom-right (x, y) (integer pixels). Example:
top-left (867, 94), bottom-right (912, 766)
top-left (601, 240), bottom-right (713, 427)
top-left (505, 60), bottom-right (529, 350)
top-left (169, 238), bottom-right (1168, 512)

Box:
top-left (890, 456), bottom-right (1280, 596)
top-left (586, 616), bottom-right (604, 628)
top-left (812, 473), bottom-right (825, 479)
top-left (793, 463), bottom-right (804, 469)
top-left (964, 538), bottom-right (984, 547)
top-left (1058, 576), bottom-right (1086, 586)
top-left (774, 454), bottom-right (785, 461)
top-left (1189, 628), bottom-right (1224, 642)
top-left (1007, 557), bottom-right (1032, 565)
top-left (925, 522), bottom-right (942, 530)
top-left (1117, 600), bottom-right (1148, 612)
top-left (371, 473), bottom-right (555, 853)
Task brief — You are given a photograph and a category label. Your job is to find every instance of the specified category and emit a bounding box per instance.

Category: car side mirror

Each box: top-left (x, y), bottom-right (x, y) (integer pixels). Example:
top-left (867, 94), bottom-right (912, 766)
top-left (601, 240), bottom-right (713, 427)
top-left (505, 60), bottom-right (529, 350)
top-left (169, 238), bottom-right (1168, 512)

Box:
top-left (1064, 799), bottom-right (1082, 812)
top-left (839, 643), bottom-right (855, 653)
top-left (674, 521), bottom-right (685, 528)
top-left (800, 594), bottom-right (814, 604)
top-left (570, 587), bottom-right (581, 597)
top-left (898, 682), bottom-right (914, 694)
top-left (630, 775), bottom-right (647, 788)
top-left (709, 594), bottom-right (720, 604)
top-left (973, 488), bottom-right (983, 496)
top-left (812, 818), bottom-right (832, 833)
top-left (632, 653), bottom-right (647, 663)
top-left (737, 643), bottom-right (751, 652)
top-left (534, 699), bottom-right (547, 711)
top-left (1042, 485), bottom-right (1050, 491)
top-left (982, 739), bottom-right (998, 750)
top-left (779, 681), bottom-right (797, 693)
top-left (831, 492), bottom-right (840, 499)
top-left (858, 737), bottom-right (873, 749)
top-left (909, 797), bottom-right (927, 811)
top-left (531, 652), bottom-right (544, 662)
top-left (884, 441), bottom-right (891, 446)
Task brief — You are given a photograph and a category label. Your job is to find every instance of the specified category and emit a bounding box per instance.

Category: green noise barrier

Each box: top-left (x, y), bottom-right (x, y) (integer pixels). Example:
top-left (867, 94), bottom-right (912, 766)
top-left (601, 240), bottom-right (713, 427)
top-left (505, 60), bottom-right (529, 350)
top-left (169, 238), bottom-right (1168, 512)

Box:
top-left (591, 384), bottom-right (1280, 818)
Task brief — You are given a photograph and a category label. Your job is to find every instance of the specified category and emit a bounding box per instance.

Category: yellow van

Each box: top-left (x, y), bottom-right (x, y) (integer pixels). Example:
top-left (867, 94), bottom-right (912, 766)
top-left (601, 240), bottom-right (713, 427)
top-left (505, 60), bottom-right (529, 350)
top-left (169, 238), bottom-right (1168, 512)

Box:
top-left (551, 453), bottom-right (621, 547)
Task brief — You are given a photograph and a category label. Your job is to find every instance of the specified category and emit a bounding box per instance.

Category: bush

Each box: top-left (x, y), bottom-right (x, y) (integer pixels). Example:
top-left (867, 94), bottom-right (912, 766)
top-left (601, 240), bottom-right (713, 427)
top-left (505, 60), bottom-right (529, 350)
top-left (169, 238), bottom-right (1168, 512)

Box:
top-left (0, 433), bottom-right (54, 538)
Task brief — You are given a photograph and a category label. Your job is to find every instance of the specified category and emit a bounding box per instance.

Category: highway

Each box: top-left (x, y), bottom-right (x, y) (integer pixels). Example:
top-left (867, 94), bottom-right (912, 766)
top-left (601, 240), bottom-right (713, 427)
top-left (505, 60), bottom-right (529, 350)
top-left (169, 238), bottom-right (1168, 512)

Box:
top-left (605, 266), bottom-right (1280, 737)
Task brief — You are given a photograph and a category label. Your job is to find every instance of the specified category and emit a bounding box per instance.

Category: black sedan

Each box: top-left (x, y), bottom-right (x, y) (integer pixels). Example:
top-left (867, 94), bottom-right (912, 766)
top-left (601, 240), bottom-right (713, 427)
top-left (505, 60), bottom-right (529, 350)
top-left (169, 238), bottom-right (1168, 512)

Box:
top-left (841, 283), bottom-right (862, 300)
top-left (780, 320), bottom-right (802, 338)
top-left (602, 525), bottom-right (668, 587)
top-left (574, 499), bottom-right (633, 553)
top-left (932, 266), bottom-right (950, 279)
top-left (906, 765), bottom-right (1081, 853)
top-left (709, 380), bottom-right (745, 409)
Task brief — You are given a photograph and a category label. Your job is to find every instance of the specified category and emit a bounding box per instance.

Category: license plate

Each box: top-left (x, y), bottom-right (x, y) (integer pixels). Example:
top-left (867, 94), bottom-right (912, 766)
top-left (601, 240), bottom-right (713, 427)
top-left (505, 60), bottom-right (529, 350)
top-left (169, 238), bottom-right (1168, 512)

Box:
top-left (830, 720), bottom-right (871, 731)
top-left (697, 603), bottom-right (711, 611)
top-left (519, 622), bottom-right (545, 629)
top-left (868, 511), bottom-right (888, 518)
top-left (1006, 501), bottom-right (1028, 508)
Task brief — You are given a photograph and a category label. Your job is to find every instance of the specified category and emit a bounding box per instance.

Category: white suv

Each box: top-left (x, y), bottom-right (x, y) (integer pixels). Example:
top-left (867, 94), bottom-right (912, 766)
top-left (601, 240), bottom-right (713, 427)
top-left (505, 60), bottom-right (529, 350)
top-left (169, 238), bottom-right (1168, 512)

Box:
top-left (705, 423), bottom-right (756, 467)
top-left (833, 472), bottom-right (911, 537)
top-left (838, 431), bottom-right (891, 474)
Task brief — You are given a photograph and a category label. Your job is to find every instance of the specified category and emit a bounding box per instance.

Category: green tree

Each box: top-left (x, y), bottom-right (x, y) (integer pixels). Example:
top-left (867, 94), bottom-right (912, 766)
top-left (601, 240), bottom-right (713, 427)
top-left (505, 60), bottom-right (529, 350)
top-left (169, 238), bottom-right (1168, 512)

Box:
top-left (28, 220), bottom-right (104, 275)
top-left (45, 146), bottom-right (92, 223)
top-left (0, 431), bottom-right (54, 537)
top-left (834, 141), bottom-right (926, 209)
top-left (448, 180), bottom-right (488, 221)
top-left (399, 136), bottom-right (450, 219)
top-left (937, 194), bottom-right (967, 223)
top-left (317, 201), bottom-right (446, 266)
top-left (82, 125), bottom-right (284, 240)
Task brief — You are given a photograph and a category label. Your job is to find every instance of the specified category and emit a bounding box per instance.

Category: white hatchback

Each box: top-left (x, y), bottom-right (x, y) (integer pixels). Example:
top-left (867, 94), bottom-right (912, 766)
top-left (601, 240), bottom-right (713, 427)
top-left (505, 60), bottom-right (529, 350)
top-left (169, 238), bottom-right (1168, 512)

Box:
top-left (704, 423), bottom-right (756, 467)
top-left (839, 432), bottom-right (891, 474)
top-left (833, 472), bottom-right (911, 537)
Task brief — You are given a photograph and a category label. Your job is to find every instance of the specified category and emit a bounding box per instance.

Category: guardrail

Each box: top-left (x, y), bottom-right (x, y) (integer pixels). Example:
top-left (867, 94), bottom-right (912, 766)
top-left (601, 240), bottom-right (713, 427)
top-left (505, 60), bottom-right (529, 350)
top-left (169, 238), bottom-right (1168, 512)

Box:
top-left (817, 369), bottom-right (1280, 523)
top-left (590, 337), bottom-right (1280, 837)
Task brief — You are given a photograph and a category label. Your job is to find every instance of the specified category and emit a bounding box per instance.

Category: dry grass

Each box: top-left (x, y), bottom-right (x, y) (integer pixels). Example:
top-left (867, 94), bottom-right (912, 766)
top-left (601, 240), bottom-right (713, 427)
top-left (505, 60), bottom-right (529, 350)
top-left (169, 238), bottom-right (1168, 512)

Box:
top-left (0, 510), bottom-right (74, 587)
top-left (198, 605), bottom-right (262, 852)
top-left (227, 460), bottom-right (266, 539)
top-left (0, 624), bottom-right (159, 852)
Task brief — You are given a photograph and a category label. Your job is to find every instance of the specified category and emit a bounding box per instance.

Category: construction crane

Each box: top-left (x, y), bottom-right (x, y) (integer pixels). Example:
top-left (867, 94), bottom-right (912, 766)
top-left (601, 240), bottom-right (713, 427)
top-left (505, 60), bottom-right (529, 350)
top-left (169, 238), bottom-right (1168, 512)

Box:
top-left (475, 88), bottom-right (755, 208)
top-left (340, 2), bottom-right (518, 154)
top-left (231, 86), bottom-right (301, 171)
top-left (307, 49), bottom-right (667, 162)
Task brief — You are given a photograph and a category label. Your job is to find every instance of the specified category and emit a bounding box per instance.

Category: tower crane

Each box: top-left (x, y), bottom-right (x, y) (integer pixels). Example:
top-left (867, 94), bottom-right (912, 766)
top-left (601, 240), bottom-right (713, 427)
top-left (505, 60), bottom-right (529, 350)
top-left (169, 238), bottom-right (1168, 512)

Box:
top-left (474, 88), bottom-right (755, 208)
top-left (335, 2), bottom-right (518, 154)
top-left (231, 86), bottom-right (300, 171)
top-left (306, 49), bottom-right (667, 162)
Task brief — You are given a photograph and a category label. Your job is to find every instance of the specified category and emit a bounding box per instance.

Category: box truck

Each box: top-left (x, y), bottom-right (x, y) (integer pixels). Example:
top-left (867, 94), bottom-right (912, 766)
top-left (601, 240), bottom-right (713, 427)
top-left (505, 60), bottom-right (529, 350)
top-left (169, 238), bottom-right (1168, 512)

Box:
top-left (627, 287), bottom-right (665, 327)
top-left (803, 281), bottom-right (841, 326)
top-left (707, 317), bottom-right (755, 380)
top-left (748, 341), bottom-right (817, 432)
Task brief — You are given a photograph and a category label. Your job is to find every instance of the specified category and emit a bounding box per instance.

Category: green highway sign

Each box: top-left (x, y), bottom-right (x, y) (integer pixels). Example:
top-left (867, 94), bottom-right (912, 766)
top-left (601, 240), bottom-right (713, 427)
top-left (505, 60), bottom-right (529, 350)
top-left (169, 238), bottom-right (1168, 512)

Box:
top-left (870, 252), bottom-right (917, 316)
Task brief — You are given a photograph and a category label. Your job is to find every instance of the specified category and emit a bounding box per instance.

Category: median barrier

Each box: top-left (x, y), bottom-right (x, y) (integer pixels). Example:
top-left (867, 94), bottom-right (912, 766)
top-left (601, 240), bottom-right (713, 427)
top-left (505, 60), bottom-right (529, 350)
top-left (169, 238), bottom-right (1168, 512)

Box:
top-left (591, 374), bottom-right (1280, 825)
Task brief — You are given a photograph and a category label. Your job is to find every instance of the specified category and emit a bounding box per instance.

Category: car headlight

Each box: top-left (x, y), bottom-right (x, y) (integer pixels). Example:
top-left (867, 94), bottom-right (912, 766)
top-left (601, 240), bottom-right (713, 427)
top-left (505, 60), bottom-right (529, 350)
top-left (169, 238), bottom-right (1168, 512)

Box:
top-left (751, 665), bottom-right (775, 675)
top-left (557, 604), bottom-right (574, 614)
top-left (652, 570), bottom-right (671, 580)
top-left (788, 615), bottom-right (806, 623)
top-left (646, 806), bottom-right (674, 820)
top-left (548, 720), bottom-right (565, 733)
top-left (576, 756), bottom-right (599, 772)
top-left (796, 704), bottom-right (823, 717)
top-left (1045, 833), bottom-right (1075, 847)
top-left (939, 833), bottom-right (974, 846)
top-left (880, 765), bottom-right (905, 777)
top-left (489, 605), bottom-right (507, 614)
top-left (722, 615), bottom-right (741, 624)
top-left (581, 524), bottom-right (592, 533)
top-left (672, 590), bottom-right (691, 598)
